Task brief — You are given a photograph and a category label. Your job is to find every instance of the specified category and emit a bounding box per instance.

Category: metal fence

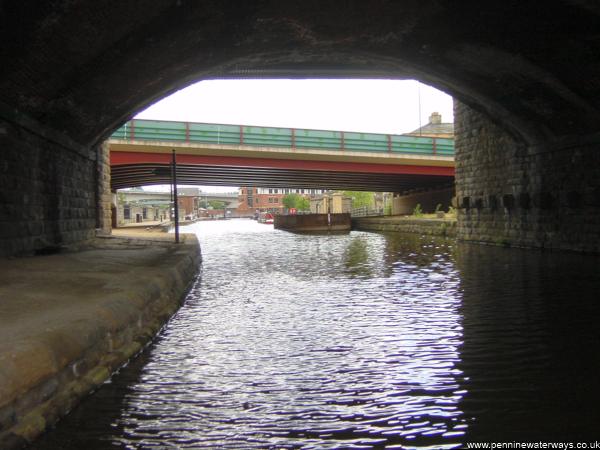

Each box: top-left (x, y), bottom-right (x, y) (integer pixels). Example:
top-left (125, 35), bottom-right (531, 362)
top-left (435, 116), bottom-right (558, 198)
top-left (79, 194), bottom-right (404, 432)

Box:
top-left (111, 119), bottom-right (454, 157)
top-left (350, 206), bottom-right (386, 217)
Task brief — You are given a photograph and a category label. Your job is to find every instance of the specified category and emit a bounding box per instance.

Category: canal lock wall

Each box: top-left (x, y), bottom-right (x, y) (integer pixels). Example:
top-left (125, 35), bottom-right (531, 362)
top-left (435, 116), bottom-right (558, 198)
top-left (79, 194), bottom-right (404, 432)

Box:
top-left (0, 234), bottom-right (201, 448)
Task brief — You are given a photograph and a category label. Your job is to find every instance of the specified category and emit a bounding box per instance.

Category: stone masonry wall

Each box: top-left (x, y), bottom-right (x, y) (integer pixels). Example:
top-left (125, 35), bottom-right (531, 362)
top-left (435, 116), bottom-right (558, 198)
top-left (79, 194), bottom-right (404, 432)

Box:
top-left (0, 118), bottom-right (98, 257)
top-left (455, 102), bottom-right (600, 253)
top-left (353, 216), bottom-right (457, 238)
top-left (95, 141), bottom-right (112, 235)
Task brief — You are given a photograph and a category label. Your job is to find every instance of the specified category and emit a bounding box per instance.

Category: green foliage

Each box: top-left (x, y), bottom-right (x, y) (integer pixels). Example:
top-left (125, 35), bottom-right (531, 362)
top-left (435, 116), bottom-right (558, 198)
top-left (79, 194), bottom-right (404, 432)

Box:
top-left (447, 206), bottom-right (456, 215)
top-left (208, 200), bottom-right (226, 210)
top-left (197, 199), bottom-right (226, 209)
top-left (343, 191), bottom-right (374, 208)
top-left (282, 193), bottom-right (301, 209)
top-left (297, 196), bottom-right (310, 211)
top-left (413, 203), bottom-right (423, 217)
top-left (282, 193), bottom-right (310, 210)
top-left (435, 203), bottom-right (442, 213)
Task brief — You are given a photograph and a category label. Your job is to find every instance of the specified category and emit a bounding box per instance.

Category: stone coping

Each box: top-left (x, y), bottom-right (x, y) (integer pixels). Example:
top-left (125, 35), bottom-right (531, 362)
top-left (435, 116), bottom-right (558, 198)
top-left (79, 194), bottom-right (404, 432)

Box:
top-left (0, 233), bottom-right (201, 448)
top-left (352, 216), bottom-right (457, 237)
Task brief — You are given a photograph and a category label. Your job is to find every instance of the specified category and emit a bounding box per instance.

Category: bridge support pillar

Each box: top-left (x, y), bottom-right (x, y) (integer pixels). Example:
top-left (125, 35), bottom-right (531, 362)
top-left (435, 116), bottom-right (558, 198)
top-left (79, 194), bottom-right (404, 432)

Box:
top-left (455, 102), bottom-right (600, 252)
top-left (0, 115), bottom-right (97, 257)
top-left (96, 141), bottom-right (112, 236)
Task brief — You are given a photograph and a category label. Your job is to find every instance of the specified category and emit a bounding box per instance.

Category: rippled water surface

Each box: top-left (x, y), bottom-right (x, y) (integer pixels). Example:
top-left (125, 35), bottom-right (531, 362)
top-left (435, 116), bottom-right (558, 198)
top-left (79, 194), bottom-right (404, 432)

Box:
top-left (33, 219), bottom-right (600, 448)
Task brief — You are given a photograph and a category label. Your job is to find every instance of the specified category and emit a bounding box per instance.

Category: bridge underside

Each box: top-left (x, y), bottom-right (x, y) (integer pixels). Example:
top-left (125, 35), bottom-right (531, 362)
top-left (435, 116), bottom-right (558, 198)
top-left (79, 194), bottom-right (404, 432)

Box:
top-left (111, 163), bottom-right (453, 192)
top-left (0, 1), bottom-right (599, 258)
top-left (110, 150), bottom-right (454, 192)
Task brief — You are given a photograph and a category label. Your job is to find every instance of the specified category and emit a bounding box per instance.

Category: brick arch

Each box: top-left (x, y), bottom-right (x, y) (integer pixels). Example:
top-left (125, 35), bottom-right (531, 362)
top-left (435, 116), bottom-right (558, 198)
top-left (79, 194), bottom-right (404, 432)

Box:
top-left (2, 1), bottom-right (599, 147)
top-left (1, 1), bottom-right (599, 255)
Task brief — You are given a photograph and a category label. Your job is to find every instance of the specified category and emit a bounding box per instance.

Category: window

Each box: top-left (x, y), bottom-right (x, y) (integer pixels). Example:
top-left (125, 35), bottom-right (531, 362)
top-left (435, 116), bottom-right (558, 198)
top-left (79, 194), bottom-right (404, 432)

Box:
top-left (123, 205), bottom-right (130, 220)
top-left (142, 208), bottom-right (147, 219)
top-left (268, 198), bottom-right (273, 203)
top-left (274, 198), bottom-right (278, 203)
top-left (269, 189), bottom-right (273, 194)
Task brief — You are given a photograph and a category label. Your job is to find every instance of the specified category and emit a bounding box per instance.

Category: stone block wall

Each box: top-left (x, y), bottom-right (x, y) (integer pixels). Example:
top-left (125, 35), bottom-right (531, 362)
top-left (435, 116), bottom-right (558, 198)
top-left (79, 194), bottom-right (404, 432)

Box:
top-left (95, 141), bottom-right (112, 235)
top-left (353, 216), bottom-right (457, 238)
top-left (0, 117), bottom-right (98, 257)
top-left (455, 102), bottom-right (600, 253)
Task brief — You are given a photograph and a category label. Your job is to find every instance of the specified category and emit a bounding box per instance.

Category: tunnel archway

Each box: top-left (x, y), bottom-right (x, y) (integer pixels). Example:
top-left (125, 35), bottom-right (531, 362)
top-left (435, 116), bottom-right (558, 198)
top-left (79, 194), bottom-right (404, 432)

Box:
top-left (5, 1), bottom-right (600, 146)
top-left (1, 1), bottom-right (599, 255)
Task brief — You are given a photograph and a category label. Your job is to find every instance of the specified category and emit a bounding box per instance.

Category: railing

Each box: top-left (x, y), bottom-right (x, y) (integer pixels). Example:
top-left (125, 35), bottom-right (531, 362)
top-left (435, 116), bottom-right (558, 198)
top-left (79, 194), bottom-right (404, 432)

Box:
top-left (351, 206), bottom-right (386, 217)
top-left (111, 119), bottom-right (454, 157)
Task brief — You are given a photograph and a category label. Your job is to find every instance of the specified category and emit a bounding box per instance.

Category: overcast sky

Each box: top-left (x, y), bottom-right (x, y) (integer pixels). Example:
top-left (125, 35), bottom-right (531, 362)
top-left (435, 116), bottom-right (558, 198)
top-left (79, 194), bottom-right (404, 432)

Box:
top-left (135, 79), bottom-right (454, 192)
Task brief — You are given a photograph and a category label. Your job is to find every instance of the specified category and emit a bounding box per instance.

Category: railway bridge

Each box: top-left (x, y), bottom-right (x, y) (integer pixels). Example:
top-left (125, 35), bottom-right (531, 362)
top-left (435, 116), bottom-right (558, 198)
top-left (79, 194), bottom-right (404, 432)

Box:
top-left (0, 1), bottom-right (599, 255)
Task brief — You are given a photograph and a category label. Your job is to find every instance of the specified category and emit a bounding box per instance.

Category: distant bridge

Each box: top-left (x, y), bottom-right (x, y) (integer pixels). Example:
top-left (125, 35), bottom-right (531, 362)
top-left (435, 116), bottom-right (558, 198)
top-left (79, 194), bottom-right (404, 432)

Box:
top-left (109, 119), bottom-right (454, 192)
top-left (119, 189), bottom-right (239, 208)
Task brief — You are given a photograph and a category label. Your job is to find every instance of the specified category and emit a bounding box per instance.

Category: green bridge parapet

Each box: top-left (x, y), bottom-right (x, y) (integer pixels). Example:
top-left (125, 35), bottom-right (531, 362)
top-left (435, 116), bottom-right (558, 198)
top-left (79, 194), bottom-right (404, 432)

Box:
top-left (111, 119), bottom-right (454, 157)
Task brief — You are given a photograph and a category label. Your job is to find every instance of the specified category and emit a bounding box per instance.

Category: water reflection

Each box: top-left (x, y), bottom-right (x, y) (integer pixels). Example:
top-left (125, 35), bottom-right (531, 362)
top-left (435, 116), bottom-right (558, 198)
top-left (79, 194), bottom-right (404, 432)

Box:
top-left (33, 220), bottom-right (466, 449)
top-left (343, 237), bottom-right (372, 277)
top-left (455, 244), bottom-right (600, 440)
top-left (32, 220), bottom-right (600, 448)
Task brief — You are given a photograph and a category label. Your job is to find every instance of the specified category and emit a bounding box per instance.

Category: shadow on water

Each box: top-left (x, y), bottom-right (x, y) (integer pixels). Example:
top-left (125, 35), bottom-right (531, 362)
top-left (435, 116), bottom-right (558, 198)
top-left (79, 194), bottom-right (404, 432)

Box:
top-left (31, 220), bottom-right (600, 448)
top-left (455, 243), bottom-right (600, 441)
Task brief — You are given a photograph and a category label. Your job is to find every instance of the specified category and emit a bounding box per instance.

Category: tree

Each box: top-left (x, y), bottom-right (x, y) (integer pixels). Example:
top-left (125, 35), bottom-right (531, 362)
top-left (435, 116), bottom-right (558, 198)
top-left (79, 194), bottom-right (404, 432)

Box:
top-left (342, 191), bottom-right (374, 208)
top-left (282, 193), bottom-right (301, 209)
top-left (297, 196), bottom-right (310, 211)
top-left (283, 193), bottom-right (310, 211)
top-left (208, 200), bottom-right (226, 210)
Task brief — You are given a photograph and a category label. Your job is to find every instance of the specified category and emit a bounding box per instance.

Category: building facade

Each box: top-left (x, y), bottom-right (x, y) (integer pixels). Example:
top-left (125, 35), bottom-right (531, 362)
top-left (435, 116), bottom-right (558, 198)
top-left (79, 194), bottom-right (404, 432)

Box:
top-left (237, 187), bottom-right (327, 215)
top-left (310, 193), bottom-right (352, 214)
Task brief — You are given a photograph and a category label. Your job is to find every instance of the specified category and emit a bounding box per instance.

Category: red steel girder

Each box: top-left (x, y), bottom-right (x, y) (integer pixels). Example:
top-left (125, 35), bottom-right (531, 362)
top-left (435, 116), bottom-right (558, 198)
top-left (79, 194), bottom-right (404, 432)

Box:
top-left (110, 151), bottom-right (454, 177)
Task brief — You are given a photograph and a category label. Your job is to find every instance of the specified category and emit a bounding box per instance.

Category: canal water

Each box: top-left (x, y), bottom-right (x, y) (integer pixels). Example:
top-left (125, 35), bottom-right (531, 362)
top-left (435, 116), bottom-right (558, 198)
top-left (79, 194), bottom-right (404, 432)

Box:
top-left (33, 219), bottom-right (600, 449)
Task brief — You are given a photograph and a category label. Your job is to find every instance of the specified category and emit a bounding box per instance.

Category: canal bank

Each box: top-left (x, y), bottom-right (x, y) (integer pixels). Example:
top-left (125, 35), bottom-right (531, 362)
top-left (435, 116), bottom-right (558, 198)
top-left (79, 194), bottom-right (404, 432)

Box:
top-left (26, 220), bottom-right (600, 447)
top-left (353, 215), bottom-right (457, 237)
top-left (0, 232), bottom-right (200, 448)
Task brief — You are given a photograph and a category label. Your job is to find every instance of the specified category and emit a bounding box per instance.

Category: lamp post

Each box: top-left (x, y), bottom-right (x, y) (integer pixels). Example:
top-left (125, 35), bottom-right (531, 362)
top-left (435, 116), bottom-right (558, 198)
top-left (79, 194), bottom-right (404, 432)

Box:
top-left (171, 149), bottom-right (180, 244)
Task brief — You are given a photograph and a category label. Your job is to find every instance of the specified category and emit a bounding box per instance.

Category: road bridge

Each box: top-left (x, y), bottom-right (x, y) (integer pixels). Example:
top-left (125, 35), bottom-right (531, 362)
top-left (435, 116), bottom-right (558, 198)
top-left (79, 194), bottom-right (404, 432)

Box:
top-left (109, 119), bottom-right (454, 192)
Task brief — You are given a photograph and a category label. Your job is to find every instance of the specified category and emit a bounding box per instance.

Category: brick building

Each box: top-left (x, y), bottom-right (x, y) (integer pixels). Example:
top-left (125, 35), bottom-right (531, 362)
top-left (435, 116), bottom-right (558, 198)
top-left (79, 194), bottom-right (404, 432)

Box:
top-left (237, 187), bottom-right (327, 215)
